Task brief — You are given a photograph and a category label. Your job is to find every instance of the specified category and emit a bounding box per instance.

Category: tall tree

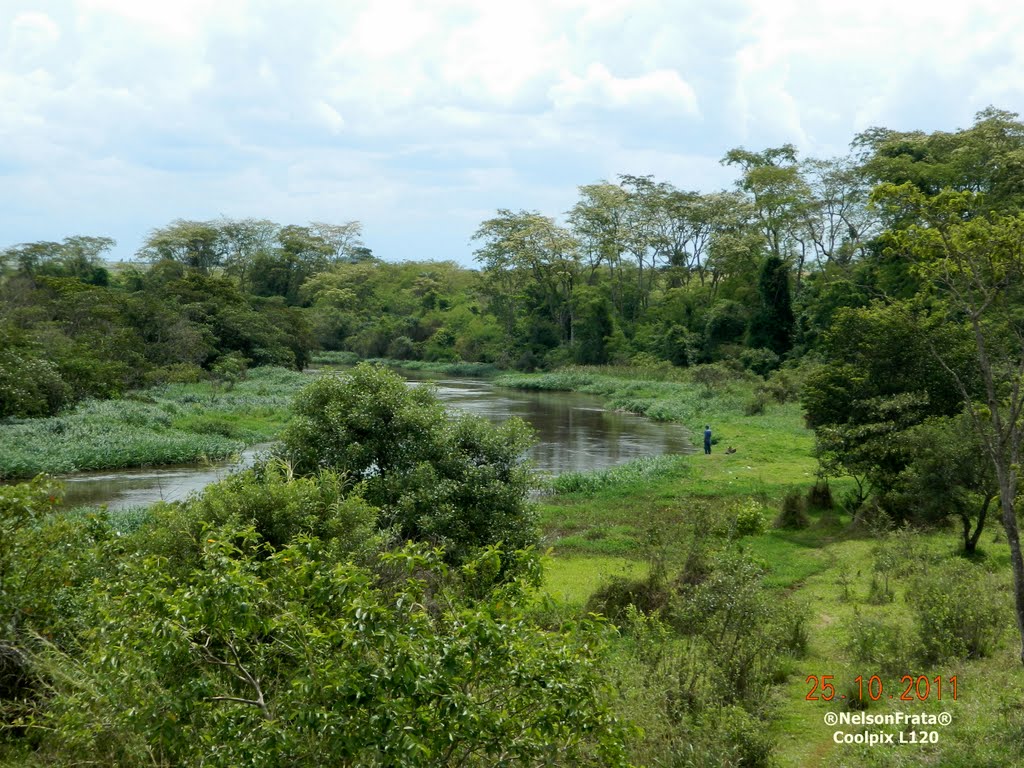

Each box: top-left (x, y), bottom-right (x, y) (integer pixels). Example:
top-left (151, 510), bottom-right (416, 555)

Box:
top-left (473, 210), bottom-right (579, 350)
top-left (747, 255), bottom-right (794, 356)
top-left (874, 181), bottom-right (1024, 664)
top-left (723, 145), bottom-right (814, 285)
top-left (138, 219), bottom-right (225, 272)
top-left (219, 218), bottom-right (279, 293)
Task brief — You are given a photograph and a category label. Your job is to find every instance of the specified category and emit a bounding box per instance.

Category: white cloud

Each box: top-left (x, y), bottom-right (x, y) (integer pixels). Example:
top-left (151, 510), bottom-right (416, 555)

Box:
top-left (312, 100), bottom-right (345, 134)
top-left (0, 0), bottom-right (1022, 263)
top-left (7, 11), bottom-right (60, 62)
top-left (550, 63), bottom-right (699, 115)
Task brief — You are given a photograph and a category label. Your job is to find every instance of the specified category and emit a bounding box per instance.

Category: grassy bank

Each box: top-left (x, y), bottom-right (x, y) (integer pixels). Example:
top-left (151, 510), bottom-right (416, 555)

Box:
top-left (501, 365), bottom-right (1023, 767)
top-left (497, 365), bottom-right (819, 558)
top-left (0, 366), bottom-right (307, 480)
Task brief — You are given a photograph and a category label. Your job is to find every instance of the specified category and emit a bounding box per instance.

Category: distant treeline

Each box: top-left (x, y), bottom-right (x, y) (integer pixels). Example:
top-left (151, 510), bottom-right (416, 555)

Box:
top-left (2, 108), bottom-right (1023, 423)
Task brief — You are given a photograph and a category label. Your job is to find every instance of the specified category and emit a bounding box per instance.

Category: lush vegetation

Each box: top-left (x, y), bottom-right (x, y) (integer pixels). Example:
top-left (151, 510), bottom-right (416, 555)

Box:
top-left (0, 369), bottom-right (631, 767)
top-left (4, 107), bottom-right (1024, 764)
top-left (0, 367), bottom-right (307, 480)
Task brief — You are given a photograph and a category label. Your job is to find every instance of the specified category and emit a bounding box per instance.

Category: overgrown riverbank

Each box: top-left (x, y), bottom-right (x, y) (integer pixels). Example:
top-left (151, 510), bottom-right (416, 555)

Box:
top-left (0, 367), bottom-right (306, 480)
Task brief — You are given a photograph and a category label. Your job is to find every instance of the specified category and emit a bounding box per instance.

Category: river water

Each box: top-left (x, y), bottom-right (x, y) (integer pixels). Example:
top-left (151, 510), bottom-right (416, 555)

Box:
top-left (60, 373), bottom-right (694, 510)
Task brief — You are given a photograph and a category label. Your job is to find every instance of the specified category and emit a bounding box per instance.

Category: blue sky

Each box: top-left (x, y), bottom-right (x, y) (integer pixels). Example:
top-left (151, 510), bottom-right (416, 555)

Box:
top-left (2, 0), bottom-right (1023, 266)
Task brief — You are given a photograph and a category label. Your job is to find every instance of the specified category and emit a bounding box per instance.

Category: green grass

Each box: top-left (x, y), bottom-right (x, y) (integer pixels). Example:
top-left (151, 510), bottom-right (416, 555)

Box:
top-left (500, 364), bottom-right (1024, 767)
top-left (0, 366), bottom-right (307, 479)
top-left (541, 554), bottom-right (648, 606)
top-left (544, 454), bottom-right (689, 495)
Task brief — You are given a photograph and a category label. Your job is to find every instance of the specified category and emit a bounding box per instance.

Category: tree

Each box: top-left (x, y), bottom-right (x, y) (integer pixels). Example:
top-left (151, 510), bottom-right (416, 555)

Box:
top-left (747, 255), bottom-right (794, 356)
top-left (219, 217), bottom-right (279, 293)
top-left (856, 107), bottom-right (1024, 213)
top-left (572, 284), bottom-right (613, 364)
top-left (723, 144), bottom-right (814, 285)
top-left (473, 210), bottom-right (579, 354)
top-left (35, 531), bottom-right (629, 766)
top-left (873, 182), bottom-right (1024, 664)
top-left (308, 221), bottom-right (365, 263)
top-left (281, 364), bottom-right (537, 565)
top-left (894, 416), bottom-right (996, 553)
top-left (138, 220), bottom-right (225, 272)
top-left (799, 156), bottom-right (878, 270)
top-left (802, 303), bottom-right (976, 515)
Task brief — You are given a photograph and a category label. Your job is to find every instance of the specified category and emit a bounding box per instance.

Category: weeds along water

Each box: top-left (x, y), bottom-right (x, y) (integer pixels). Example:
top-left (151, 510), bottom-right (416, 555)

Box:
top-left (0, 366), bottom-right (308, 480)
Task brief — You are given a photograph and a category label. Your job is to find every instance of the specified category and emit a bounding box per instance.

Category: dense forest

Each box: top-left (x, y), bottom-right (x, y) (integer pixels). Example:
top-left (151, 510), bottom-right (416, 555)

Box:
top-left (4, 109), bottom-right (1020, 393)
top-left (4, 108), bottom-right (1024, 765)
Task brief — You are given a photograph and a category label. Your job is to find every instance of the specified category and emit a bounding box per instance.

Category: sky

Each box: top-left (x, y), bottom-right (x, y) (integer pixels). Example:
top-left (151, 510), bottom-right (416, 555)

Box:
top-left (2, 0), bottom-right (1023, 266)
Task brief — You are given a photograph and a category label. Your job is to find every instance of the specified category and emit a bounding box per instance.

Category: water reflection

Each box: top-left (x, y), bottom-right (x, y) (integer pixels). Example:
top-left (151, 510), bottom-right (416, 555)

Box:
top-left (60, 445), bottom-right (268, 510)
top-left (412, 375), bottom-right (694, 476)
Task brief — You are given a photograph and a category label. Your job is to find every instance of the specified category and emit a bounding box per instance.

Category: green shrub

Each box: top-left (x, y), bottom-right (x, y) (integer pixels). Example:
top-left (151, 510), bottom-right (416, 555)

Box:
top-left (743, 392), bottom-right (768, 415)
top-left (739, 347), bottom-right (780, 377)
top-left (806, 480), bottom-right (833, 509)
top-left (35, 537), bottom-right (632, 767)
top-left (733, 499), bottom-right (767, 537)
top-left (0, 349), bottom-right (68, 418)
top-left (586, 574), bottom-right (669, 622)
top-left (909, 559), bottom-right (1009, 662)
top-left (142, 363), bottom-right (205, 387)
top-left (138, 461), bottom-right (380, 572)
top-left (843, 610), bottom-right (914, 676)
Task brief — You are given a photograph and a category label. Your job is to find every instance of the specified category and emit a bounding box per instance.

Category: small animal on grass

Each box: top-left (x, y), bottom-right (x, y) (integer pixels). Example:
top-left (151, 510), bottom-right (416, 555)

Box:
top-left (725, 446), bottom-right (737, 454)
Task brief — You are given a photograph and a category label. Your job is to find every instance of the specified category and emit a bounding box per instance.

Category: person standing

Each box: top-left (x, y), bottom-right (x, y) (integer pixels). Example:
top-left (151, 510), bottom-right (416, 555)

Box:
top-left (704, 425), bottom-right (712, 454)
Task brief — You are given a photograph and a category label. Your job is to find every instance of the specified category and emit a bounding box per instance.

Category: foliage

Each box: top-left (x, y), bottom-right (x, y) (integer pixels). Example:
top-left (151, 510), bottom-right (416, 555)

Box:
top-left (889, 416), bottom-right (996, 551)
top-left (733, 498), bottom-right (768, 537)
top-left (802, 303), bottom-right (977, 519)
top-left (282, 364), bottom-right (538, 565)
top-left (842, 611), bottom-right (914, 676)
top-left (747, 255), bottom-right (795, 356)
top-left (29, 534), bottom-right (630, 767)
top-left (0, 347), bottom-right (67, 419)
top-left (137, 461), bottom-right (382, 574)
top-left (910, 559), bottom-right (1010, 663)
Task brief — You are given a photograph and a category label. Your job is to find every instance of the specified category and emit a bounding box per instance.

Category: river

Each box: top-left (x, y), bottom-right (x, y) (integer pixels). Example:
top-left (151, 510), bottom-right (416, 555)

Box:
top-left (60, 372), bottom-right (694, 510)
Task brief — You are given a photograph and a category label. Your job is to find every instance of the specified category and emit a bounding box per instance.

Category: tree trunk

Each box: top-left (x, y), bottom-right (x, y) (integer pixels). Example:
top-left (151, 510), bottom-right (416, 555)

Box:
top-left (996, 467), bottom-right (1024, 665)
top-left (963, 494), bottom-right (992, 553)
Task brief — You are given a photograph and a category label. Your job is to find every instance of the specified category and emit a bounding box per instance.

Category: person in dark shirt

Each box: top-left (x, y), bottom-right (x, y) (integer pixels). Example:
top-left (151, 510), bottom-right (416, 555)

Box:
top-left (704, 425), bottom-right (712, 454)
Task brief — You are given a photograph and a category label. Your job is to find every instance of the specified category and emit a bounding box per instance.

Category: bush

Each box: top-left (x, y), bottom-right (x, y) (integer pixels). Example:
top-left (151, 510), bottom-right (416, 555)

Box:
top-left (34, 538), bottom-right (632, 767)
top-left (142, 362), bottom-right (205, 387)
top-left (743, 392), bottom-right (768, 416)
top-left (0, 349), bottom-right (68, 418)
top-left (844, 610), bottom-right (914, 676)
top-left (281, 364), bottom-right (538, 566)
top-left (586, 574), bottom-right (669, 622)
top-left (733, 499), bottom-right (767, 537)
top-left (775, 490), bottom-right (809, 529)
top-left (739, 347), bottom-right (780, 377)
top-left (909, 559), bottom-right (1009, 662)
top-left (138, 461), bottom-right (380, 572)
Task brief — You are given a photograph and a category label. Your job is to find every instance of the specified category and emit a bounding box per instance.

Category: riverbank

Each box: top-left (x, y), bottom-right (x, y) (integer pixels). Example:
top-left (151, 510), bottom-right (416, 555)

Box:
top-left (312, 351), bottom-right (500, 377)
top-left (0, 366), bottom-right (306, 480)
top-left (496, 365), bottom-right (1024, 767)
